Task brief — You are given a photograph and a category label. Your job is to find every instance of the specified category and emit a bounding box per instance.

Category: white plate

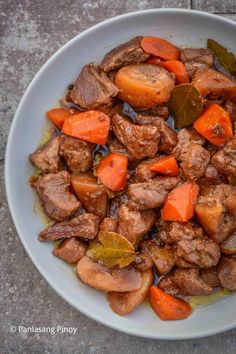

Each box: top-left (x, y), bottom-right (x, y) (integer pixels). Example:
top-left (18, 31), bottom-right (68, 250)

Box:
top-left (5, 8), bottom-right (236, 339)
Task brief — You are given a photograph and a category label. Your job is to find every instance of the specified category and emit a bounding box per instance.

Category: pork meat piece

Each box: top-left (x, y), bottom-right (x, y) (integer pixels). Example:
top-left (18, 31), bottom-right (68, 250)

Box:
top-left (218, 257), bottom-right (236, 291)
top-left (70, 64), bottom-right (119, 109)
top-left (224, 100), bottom-right (236, 124)
top-left (36, 171), bottom-right (80, 221)
top-left (173, 128), bottom-right (205, 159)
top-left (180, 143), bottom-right (210, 181)
top-left (211, 136), bottom-right (236, 177)
top-left (52, 238), bottom-right (87, 263)
top-left (192, 68), bottom-right (236, 101)
top-left (134, 251), bottom-right (153, 272)
top-left (157, 220), bottom-right (205, 244)
top-left (220, 231), bottom-right (236, 255)
top-left (127, 176), bottom-right (180, 210)
top-left (173, 128), bottom-right (205, 157)
top-left (141, 239), bottom-right (175, 274)
top-left (109, 138), bottom-right (135, 161)
top-left (175, 238), bottom-right (220, 268)
top-left (118, 205), bottom-right (156, 247)
top-left (99, 218), bottom-right (118, 233)
top-left (137, 105), bottom-right (169, 120)
top-left (173, 128), bottom-right (210, 181)
top-left (198, 164), bottom-right (227, 186)
top-left (137, 115), bottom-right (177, 153)
top-left (111, 114), bottom-right (160, 159)
top-left (200, 267), bottom-right (221, 288)
top-left (107, 193), bottom-right (128, 219)
top-left (158, 268), bottom-right (213, 296)
top-left (100, 36), bottom-right (150, 72)
top-left (39, 213), bottom-right (100, 241)
top-left (59, 135), bottom-right (94, 173)
top-left (180, 48), bottom-right (213, 78)
top-left (195, 184), bottom-right (236, 242)
top-left (29, 136), bottom-right (60, 174)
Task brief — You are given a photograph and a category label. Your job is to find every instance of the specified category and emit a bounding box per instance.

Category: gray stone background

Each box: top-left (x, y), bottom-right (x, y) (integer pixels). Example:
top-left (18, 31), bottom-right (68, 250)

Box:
top-left (1, 1), bottom-right (236, 353)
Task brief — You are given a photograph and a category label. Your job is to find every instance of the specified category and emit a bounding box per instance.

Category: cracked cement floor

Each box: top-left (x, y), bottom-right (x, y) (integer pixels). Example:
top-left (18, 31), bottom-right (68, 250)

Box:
top-left (1, 1), bottom-right (236, 353)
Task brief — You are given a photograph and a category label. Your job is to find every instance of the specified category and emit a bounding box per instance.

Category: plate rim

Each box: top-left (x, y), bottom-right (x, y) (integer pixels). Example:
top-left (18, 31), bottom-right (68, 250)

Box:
top-left (4, 7), bottom-right (236, 339)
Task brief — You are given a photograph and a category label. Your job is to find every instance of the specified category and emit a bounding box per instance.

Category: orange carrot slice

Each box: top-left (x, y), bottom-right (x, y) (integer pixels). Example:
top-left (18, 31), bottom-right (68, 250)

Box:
top-left (141, 36), bottom-right (180, 60)
top-left (161, 182), bottom-right (199, 222)
top-left (194, 103), bottom-right (233, 146)
top-left (149, 156), bottom-right (179, 177)
top-left (97, 153), bottom-right (128, 191)
top-left (149, 286), bottom-right (192, 320)
top-left (62, 110), bottom-right (110, 145)
top-left (47, 107), bottom-right (78, 129)
top-left (162, 60), bottom-right (190, 84)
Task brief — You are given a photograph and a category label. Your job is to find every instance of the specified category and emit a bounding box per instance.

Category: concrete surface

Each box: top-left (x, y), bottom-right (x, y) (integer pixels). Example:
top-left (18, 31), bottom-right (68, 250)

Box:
top-left (0, 1), bottom-right (236, 353)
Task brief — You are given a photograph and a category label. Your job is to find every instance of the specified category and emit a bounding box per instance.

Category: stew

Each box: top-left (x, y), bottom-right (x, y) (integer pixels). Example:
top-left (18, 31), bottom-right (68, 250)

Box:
top-left (29, 36), bottom-right (236, 321)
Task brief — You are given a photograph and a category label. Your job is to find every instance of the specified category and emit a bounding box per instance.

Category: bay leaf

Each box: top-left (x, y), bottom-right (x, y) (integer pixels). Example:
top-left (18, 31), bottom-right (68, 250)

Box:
top-left (208, 39), bottom-right (236, 75)
top-left (167, 84), bottom-right (203, 128)
top-left (87, 231), bottom-right (135, 268)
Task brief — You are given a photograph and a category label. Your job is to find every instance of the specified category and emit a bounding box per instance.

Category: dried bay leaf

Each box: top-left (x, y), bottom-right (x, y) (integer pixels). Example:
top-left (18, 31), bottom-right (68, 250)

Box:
top-left (208, 39), bottom-right (236, 75)
top-left (168, 84), bottom-right (203, 128)
top-left (87, 231), bottom-right (135, 268)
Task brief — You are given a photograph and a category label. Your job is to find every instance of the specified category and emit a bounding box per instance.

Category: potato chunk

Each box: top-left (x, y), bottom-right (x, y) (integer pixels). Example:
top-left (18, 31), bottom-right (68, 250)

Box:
top-left (115, 64), bottom-right (175, 108)
top-left (107, 269), bottom-right (154, 315)
top-left (72, 173), bottom-right (108, 218)
top-left (77, 256), bottom-right (142, 292)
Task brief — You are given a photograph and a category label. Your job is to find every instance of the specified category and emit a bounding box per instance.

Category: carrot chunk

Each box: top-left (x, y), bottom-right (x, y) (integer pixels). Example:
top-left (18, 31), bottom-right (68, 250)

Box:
top-left (145, 56), bottom-right (163, 66)
top-left (149, 286), bottom-right (192, 320)
top-left (162, 60), bottom-right (190, 84)
top-left (161, 182), bottom-right (199, 222)
top-left (97, 153), bottom-right (128, 191)
top-left (47, 108), bottom-right (78, 129)
top-left (193, 103), bottom-right (233, 146)
top-left (149, 156), bottom-right (179, 177)
top-left (141, 36), bottom-right (180, 61)
top-left (62, 110), bottom-right (110, 145)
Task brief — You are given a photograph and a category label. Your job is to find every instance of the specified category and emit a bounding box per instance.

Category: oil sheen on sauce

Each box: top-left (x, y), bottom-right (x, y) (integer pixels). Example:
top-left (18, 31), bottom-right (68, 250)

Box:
top-left (33, 190), bottom-right (54, 228)
top-left (188, 289), bottom-right (232, 308)
top-left (31, 123), bottom-right (55, 228)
